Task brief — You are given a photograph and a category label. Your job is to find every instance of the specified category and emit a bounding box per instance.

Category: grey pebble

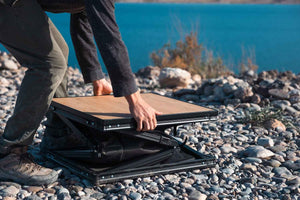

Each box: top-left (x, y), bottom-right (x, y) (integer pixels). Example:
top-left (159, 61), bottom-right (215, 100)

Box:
top-left (0, 185), bottom-right (19, 197)
top-left (188, 190), bottom-right (207, 200)
top-left (129, 192), bottom-right (142, 200)
top-left (273, 167), bottom-right (293, 178)
top-left (164, 187), bottom-right (177, 196)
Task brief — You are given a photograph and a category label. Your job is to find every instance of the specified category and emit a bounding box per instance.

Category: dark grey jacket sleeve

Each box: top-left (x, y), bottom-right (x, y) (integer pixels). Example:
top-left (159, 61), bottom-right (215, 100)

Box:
top-left (84, 0), bottom-right (138, 97)
top-left (70, 11), bottom-right (105, 83)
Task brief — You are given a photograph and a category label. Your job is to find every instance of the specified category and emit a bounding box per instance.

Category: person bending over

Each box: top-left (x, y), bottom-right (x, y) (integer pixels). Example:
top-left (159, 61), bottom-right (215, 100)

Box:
top-left (0, 0), bottom-right (161, 186)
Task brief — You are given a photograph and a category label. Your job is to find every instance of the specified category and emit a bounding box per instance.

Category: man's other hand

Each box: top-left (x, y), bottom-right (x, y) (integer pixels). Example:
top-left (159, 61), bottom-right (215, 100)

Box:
top-left (125, 91), bottom-right (162, 131)
top-left (93, 79), bottom-right (113, 96)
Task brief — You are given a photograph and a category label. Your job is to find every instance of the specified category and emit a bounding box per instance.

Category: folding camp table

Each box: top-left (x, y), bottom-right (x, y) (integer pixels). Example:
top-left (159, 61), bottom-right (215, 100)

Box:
top-left (43, 93), bottom-right (218, 184)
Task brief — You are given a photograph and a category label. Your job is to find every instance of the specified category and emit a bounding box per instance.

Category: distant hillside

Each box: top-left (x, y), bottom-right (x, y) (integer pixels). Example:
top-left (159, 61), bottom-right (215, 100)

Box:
top-left (117, 0), bottom-right (300, 3)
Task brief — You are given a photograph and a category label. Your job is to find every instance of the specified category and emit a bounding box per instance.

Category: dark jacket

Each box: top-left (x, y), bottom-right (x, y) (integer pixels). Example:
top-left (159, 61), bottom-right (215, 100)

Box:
top-left (0, 0), bottom-right (18, 6)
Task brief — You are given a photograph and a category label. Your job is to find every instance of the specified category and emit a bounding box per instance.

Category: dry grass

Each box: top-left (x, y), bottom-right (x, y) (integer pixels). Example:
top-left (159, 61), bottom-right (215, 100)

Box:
top-left (151, 32), bottom-right (232, 79)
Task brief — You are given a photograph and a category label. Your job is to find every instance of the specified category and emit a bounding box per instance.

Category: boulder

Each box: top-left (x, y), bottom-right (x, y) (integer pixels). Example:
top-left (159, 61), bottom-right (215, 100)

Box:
top-left (159, 67), bottom-right (191, 88)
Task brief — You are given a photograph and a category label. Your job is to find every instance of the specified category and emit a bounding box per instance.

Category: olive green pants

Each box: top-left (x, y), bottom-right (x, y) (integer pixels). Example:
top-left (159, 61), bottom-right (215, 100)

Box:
top-left (0, 0), bottom-right (68, 150)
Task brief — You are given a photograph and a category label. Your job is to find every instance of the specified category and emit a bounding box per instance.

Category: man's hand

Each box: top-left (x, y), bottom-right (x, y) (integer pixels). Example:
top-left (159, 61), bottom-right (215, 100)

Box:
top-left (125, 91), bottom-right (162, 131)
top-left (93, 79), bottom-right (113, 96)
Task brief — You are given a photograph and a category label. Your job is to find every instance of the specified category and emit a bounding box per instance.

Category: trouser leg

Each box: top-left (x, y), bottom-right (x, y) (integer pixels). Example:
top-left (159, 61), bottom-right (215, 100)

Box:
top-left (0, 0), bottom-right (68, 149)
top-left (44, 19), bottom-right (69, 135)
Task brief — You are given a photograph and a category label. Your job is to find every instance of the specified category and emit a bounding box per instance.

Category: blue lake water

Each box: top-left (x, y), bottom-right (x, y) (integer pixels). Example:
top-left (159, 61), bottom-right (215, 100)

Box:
top-left (1, 3), bottom-right (300, 74)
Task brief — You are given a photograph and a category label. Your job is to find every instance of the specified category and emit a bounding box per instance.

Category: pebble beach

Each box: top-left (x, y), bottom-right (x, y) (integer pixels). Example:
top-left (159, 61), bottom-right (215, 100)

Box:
top-left (0, 51), bottom-right (299, 200)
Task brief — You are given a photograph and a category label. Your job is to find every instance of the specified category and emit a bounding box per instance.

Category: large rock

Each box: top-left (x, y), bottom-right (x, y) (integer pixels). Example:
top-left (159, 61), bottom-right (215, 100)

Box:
top-left (159, 67), bottom-right (191, 88)
top-left (241, 146), bottom-right (274, 159)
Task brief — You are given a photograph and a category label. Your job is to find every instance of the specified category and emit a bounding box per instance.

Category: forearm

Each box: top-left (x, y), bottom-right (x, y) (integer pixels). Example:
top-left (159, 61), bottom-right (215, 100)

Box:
top-left (70, 11), bottom-right (105, 84)
top-left (84, 0), bottom-right (138, 97)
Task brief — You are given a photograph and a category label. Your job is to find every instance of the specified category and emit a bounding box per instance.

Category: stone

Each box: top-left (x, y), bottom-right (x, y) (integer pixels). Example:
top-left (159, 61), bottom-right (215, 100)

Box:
top-left (0, 77), bottom-right (9, 87)
top-left (268, 88), bottom-right (290, 100)
top-left (189, 190), bottom-right (207, 200)
top-left (159, 67), bottom-right (191, 88)
top-left (181, 94), bottom-right (199, 102)
top-left (129, 192), bottom-right (142, 200)
top-left (23, 195), bottom-right (42, 200)
top-left (266, 159), bottom-right (281, 167)
top-left (286, 177), bottom-right (300, 186)
top-left (290, 96), bottom-right (300, 104)
top-left (224, 98), bottom-right (241, 105)
top-left (148, 186), bottom-right (159, 193)
top-left (222, 168), bottom-right (234, 175)
top-left (210, 186), bottom-right (224, 193)
top-left (264, 119), bottom-right (286, 132)
top-left (3, 197), bottom-right (16, 200)
top-left (1, 186), bottom-right (19, 197)
top-left (288, 89), bottom-right (300, 97)
top-left (251, 94), bottom-right (261, 104)
top-left (285, 106), bottom-right (300, 116)
top-left (292, 102), bottom-right (300, 111)
top-left (1, 60), bottom-right (18, 70)
top-left (43, 188), bottom-right (55, 194)
top-left (271, 100), bottom-right (291, 110)
top-left (90, 192), bottom-right (106, 199)
top-left (283, 160), bottom-right (300, 171)
top-left (241, 163), bottom-right (257, 172)
top-left (213, 86), bottom-right (226, 101)
top-left (25, 186), bottom-right (43, 194)
top-left (257, 137), bottom-right (274, 147)
top-left (234, 86), bottom-right (253, 101)
top-left (270, 145), bottom-right (287, 153)
top-left (222, 83), bottom-right (237, 95)
top-left (206, 194), bottom-right (219, 200)
top-left (136, 66), bottom-right (160, 79)
top-left (173, 89), bottom-right (196, 97)
top-left (220, 146), bottom-right (237, 154)
top-left (241, 146), bottom-right (274, 159)
top-left (192, 74), bottom-right (202, 85)
top-left (57, 188), bottom-right (71, 200)
top-left (273, 167), bottom-right (293, 178)
top-left (164, 187), bottom-right (177, 196)
top-left (244, 157), bottom-right (262, 164)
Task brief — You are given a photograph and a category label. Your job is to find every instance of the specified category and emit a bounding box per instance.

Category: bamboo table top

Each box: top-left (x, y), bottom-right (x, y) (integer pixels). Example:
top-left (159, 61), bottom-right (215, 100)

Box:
top-left (52, 93), bottom-right (216, 121)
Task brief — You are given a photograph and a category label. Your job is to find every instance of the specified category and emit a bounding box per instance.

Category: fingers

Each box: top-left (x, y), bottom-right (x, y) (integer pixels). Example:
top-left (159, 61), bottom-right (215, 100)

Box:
top-left (139, 113), bottom-right (158, 131)
top-left (142, 121), bottom-right (151, 132)
top-left (152, 114), bottom-right (157, 129)
top-left (136, 118), bottom-right (143, 132)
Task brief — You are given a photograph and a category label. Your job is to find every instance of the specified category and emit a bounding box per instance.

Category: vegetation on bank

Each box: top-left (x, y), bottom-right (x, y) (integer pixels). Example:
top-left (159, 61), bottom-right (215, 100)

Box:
top-left (151, 31), bottom-right (257, 78)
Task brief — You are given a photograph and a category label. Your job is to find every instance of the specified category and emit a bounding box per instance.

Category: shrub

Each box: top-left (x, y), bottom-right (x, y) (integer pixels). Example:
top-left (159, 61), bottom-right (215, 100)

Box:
top-left (150, 32), bottom-right (232, 79)
top-left (238, 106), bottom-right (298, 131)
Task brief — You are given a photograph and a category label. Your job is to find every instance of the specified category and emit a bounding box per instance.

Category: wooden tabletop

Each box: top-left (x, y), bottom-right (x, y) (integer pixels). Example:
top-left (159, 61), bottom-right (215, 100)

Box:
top-left (52, 93), bottom-right (215, 120)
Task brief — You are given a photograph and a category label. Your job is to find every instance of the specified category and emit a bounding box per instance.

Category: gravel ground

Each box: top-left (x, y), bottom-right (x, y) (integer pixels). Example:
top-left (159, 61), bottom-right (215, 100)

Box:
top-left (0, 52), bottom-right (299, 200)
